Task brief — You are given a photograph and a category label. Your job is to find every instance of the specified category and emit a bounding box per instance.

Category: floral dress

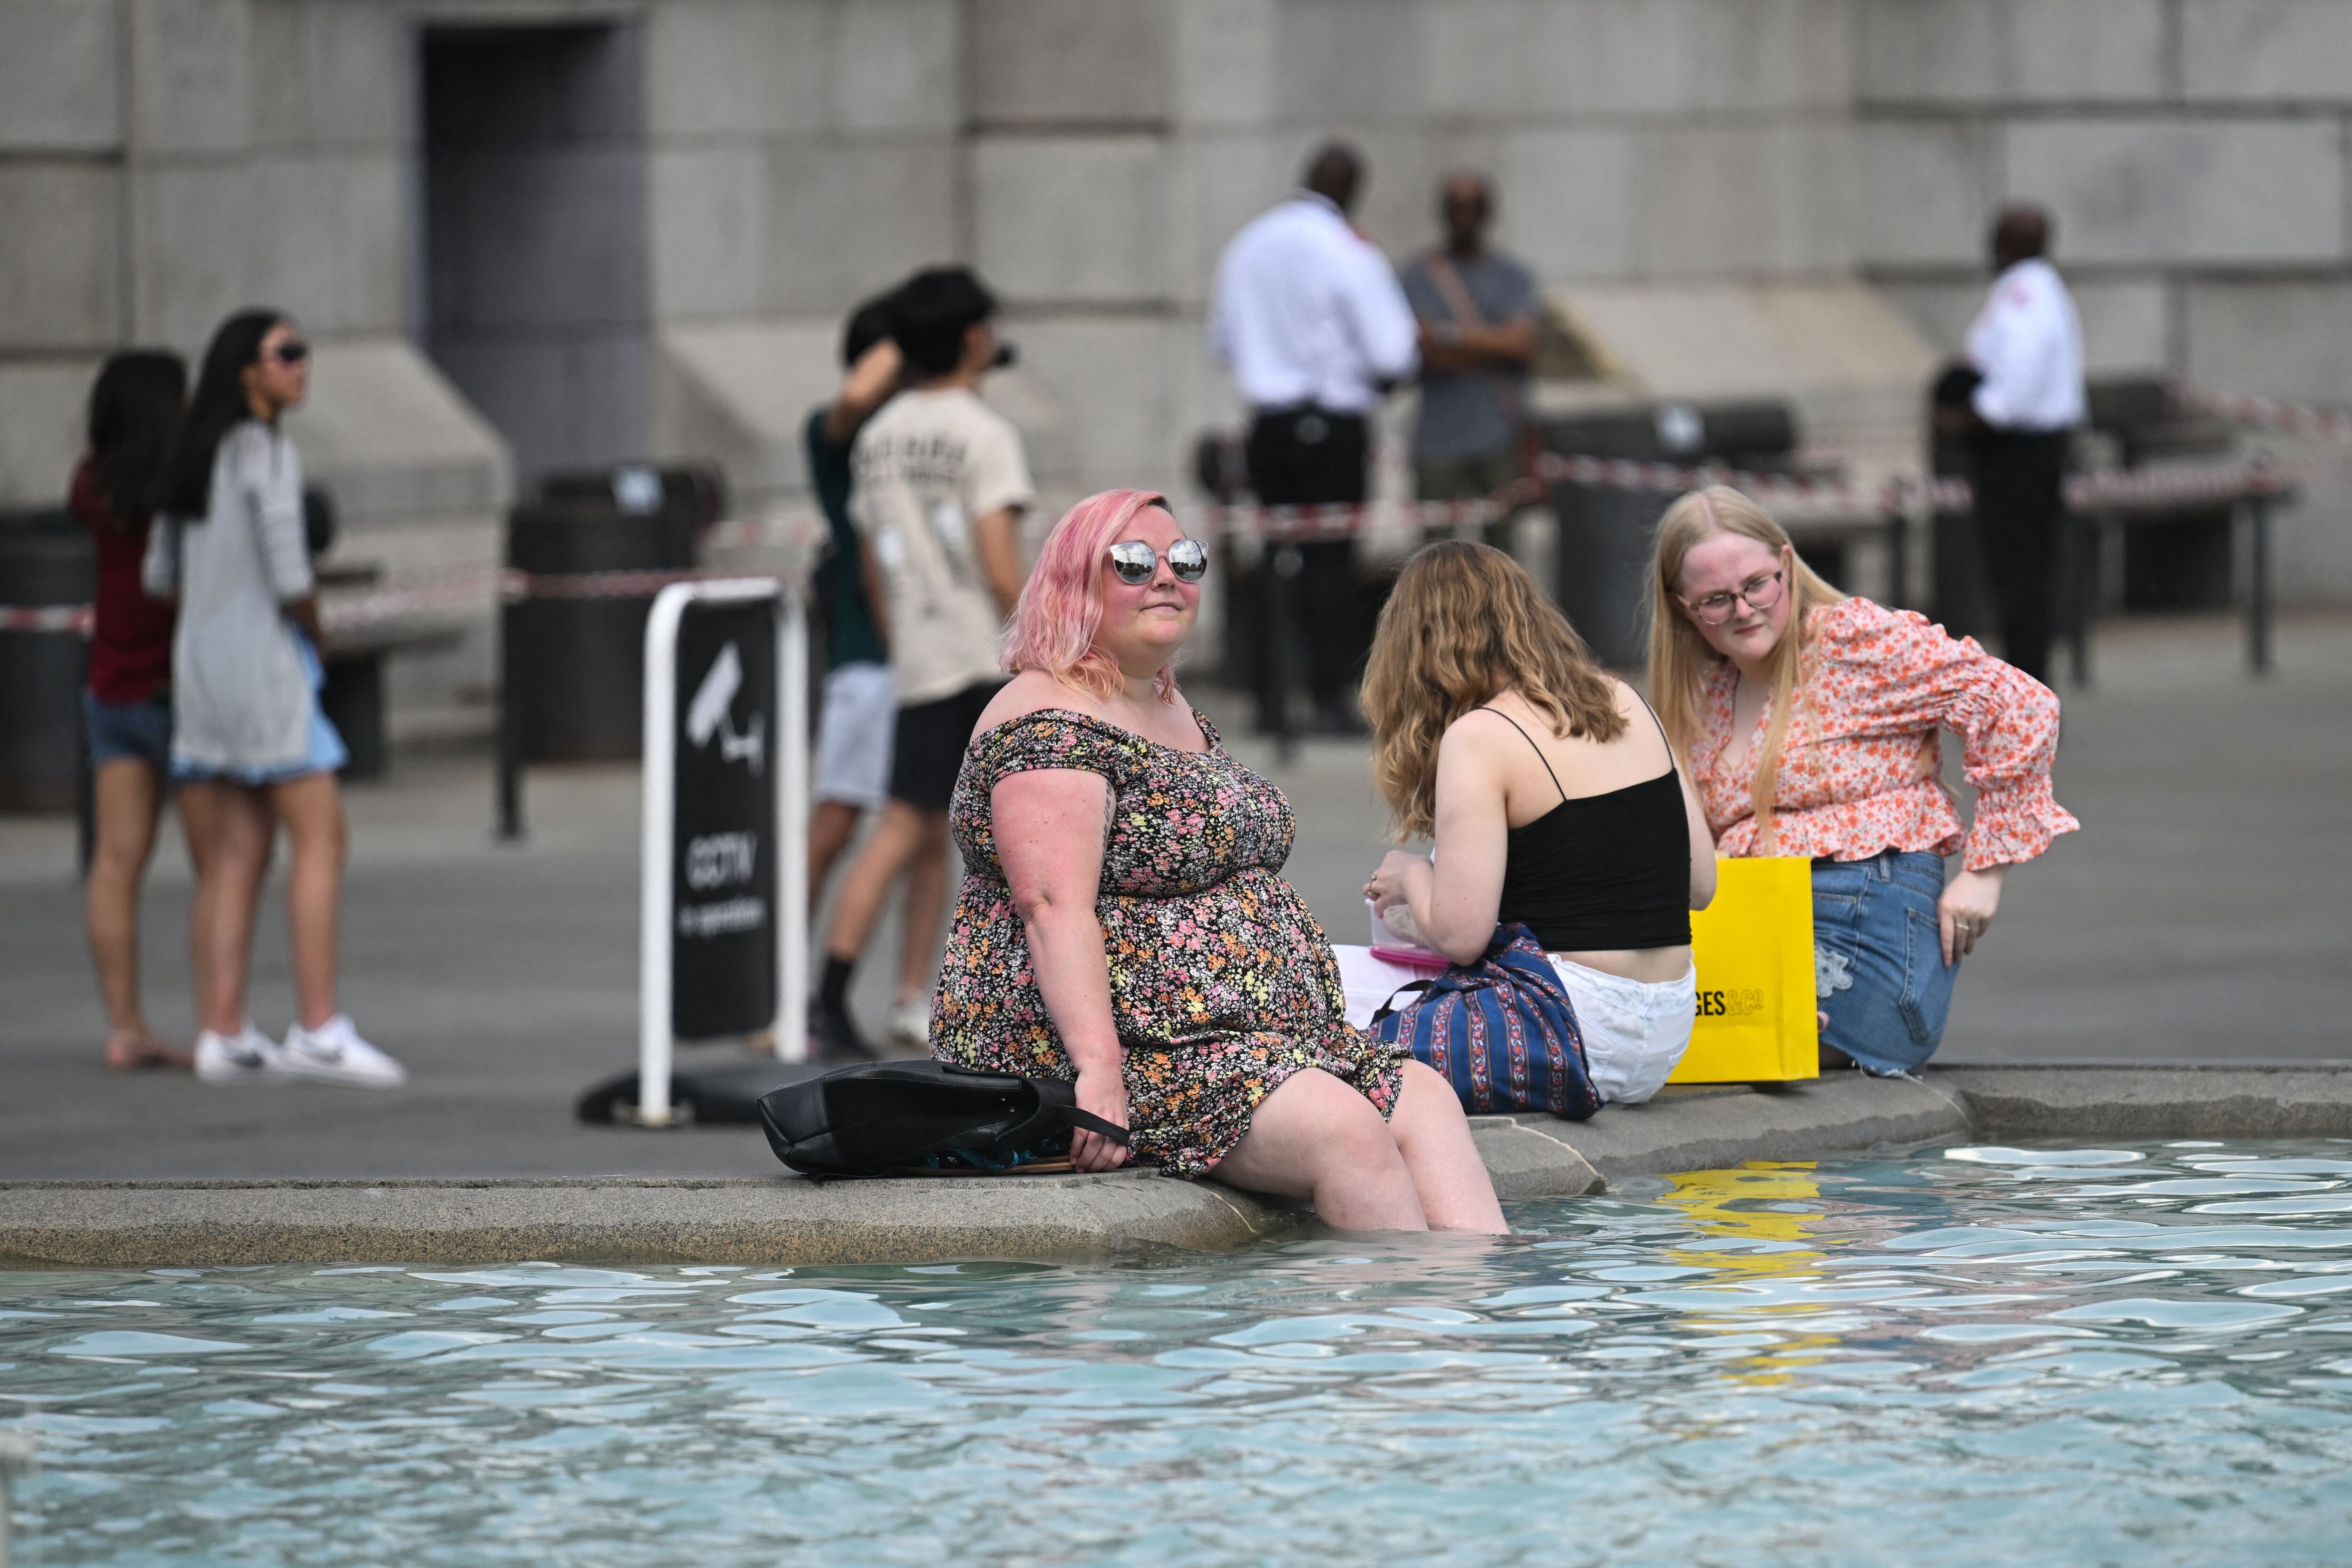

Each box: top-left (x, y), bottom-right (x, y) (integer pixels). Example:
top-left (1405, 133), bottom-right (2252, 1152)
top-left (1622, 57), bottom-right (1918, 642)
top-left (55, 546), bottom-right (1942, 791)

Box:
top-left (933, 708), bottom-right (1406, 1177)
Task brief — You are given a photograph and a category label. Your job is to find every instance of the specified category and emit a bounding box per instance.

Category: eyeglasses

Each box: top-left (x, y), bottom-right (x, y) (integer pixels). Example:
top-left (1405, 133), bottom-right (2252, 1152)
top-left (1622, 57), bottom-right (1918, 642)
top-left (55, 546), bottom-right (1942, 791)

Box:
top-left (1679, 568), bottom-right (1785, 625)
top-left (1107, 539), bottom-right (1208, 585)
top-left (270, 341), bottom-right (310, 366)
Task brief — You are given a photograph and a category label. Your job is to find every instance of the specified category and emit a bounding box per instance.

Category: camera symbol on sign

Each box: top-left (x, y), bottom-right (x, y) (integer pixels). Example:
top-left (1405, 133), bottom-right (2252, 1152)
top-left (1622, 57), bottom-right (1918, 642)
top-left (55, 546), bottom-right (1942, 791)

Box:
top-left (686, 641), bottom-right (765, 776)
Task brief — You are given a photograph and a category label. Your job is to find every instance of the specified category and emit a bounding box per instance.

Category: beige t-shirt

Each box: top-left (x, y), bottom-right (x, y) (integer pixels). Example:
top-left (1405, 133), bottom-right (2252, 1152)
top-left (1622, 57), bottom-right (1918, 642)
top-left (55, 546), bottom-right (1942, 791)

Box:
top-left (849, 387), bottom-right (1036, 705)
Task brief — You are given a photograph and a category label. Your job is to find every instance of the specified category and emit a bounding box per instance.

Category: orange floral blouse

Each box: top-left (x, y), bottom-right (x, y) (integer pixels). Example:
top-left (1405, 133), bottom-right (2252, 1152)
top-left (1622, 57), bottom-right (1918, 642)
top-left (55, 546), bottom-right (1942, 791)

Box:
top-left (1690, 597), bottom-right (2079, 872)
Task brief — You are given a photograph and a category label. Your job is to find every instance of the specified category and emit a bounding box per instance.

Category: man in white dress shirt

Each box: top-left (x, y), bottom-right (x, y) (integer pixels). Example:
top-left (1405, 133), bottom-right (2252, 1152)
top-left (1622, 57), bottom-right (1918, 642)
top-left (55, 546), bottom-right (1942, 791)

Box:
top-left (1210, 142), bottom-right (1418, 733)
top-left (1962, 204), bottom-right (2083, 683)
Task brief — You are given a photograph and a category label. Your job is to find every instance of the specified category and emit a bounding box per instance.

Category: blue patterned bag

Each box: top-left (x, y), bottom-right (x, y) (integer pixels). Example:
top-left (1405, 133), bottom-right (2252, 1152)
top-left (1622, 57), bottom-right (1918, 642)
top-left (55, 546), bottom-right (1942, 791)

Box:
top-left (1368, 923), bottom-right (1600, 1120)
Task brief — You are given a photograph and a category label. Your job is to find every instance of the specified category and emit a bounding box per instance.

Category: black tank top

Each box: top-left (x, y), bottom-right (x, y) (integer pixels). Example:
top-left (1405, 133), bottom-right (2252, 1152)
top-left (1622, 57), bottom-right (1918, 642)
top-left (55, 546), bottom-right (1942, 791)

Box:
top-left (1485, 703), bottom-right (1692, 952)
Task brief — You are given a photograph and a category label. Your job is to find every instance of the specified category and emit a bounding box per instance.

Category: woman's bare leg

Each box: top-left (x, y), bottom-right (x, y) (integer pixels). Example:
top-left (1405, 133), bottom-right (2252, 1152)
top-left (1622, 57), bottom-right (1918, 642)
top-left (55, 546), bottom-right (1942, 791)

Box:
top-left (1385, 1062), bottom-right (1509, 1233)
top-left (185, 782), bottom-right (273, 1036)
top-left (823, 801), bottom-right (930, 962)
top-left (85, 757), bottom-right (167, 1064)
top-left (270, 772), bottom-right (346, 1031)
top-left (806, 799), bottom-right (863, 906)
top-left (1214, 1068), bottom-right (1430, 1231)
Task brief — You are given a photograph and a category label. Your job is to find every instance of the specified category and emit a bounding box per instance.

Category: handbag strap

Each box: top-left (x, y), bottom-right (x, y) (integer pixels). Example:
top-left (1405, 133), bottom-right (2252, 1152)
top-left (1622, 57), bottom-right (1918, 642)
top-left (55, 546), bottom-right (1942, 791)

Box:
top-left (1057, 1106), bottom-right (1131, 1146)
top-left (1371, 976), bottom-right (1439, 1026)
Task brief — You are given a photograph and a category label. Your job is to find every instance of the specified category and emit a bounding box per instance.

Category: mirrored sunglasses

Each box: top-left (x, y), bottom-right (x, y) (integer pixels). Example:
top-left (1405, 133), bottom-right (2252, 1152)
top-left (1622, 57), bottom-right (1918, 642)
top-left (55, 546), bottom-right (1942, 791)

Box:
top-left (1107, 538), bottom-right (1208, 585)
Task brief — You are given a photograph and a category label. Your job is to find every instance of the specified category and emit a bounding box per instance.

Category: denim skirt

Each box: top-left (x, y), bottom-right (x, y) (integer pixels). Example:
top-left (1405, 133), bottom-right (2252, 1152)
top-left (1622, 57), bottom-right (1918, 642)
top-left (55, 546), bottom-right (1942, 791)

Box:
top-left (1812, 849), bottom-right (1958, 1075)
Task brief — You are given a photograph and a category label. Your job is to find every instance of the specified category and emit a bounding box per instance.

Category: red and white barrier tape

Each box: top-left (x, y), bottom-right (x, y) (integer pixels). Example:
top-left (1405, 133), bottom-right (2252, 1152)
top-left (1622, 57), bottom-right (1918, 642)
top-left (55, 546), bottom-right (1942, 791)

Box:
top-left (1, 462), bottom-right (2293, 632)
top-left (2175, 384), bottom-right (2352, 445)
top-left (1201, 457), bottom-right (2290, 539)
top-left (0, 604), bottom-right (93, 634)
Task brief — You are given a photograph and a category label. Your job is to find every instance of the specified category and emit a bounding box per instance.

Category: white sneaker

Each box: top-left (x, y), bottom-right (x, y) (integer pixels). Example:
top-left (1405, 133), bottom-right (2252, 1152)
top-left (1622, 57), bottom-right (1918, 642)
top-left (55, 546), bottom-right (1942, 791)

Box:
top-left (280, 1015), bottom-right (407, 1088)
top-left (195, 1023), bottom-right (290, 1085)
top-left (887, 995), bottom-right (931, 1050)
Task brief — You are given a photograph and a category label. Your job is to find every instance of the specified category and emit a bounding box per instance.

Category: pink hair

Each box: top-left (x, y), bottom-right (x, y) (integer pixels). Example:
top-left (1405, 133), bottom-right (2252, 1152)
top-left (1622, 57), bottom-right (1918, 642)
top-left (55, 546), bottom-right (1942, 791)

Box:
top-left (1001, 488), bottom-right (1181, 702)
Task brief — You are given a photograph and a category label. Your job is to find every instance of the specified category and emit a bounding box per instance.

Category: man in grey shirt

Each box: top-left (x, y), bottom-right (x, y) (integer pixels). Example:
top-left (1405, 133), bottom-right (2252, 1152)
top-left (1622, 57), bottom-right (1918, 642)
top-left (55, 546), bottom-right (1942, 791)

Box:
top-left (1398, 173), bottom-right (1537, 546)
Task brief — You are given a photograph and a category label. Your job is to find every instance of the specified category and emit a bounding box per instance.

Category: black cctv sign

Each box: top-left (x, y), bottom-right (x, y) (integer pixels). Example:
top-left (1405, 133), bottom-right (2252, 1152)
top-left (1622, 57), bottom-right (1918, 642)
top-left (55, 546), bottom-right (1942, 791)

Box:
top-left (669, 597), bottom-right (777, 1039)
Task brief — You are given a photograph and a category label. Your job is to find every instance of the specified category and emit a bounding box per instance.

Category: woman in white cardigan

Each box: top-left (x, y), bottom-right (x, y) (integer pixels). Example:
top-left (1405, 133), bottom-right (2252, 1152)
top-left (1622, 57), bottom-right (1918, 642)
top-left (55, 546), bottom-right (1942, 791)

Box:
top-left (145, 310), bottom-right (403, 1088)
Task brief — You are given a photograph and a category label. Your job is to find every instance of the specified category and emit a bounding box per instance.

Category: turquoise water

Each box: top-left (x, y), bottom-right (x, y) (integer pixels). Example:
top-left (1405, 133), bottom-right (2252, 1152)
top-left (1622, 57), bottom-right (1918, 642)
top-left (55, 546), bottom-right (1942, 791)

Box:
top-left (5, 1141), bottom-right (2352, 1568)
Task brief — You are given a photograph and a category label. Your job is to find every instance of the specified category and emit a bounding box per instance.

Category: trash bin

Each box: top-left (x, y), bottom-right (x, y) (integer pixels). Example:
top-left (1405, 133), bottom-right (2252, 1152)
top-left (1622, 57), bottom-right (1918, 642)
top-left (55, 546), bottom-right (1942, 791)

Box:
top-left (2086, 377), bottom-right (2238, 613)
top-left (1540, 400), bottom-right (1798, 669)
top-left (0, 507), bottom-right (95, 812)
top-left (540, 462), bottom-right (725, 537)
top-left (505, 473), bottom-right (703, 763)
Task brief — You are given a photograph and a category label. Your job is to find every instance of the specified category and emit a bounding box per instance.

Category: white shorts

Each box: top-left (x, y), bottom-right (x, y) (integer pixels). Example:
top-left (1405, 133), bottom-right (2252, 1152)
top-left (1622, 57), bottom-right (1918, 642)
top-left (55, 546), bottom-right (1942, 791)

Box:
top-left (815, 661), bottom-right (895, 809)
top-left (1547, 957), bottom-right (1697, 1106)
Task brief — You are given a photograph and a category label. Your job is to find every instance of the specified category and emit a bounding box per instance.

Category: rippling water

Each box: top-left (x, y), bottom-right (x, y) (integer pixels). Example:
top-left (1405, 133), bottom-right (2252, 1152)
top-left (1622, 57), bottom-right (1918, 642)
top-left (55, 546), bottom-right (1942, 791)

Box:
top-left (6, 1140), bottom-right (2352, 1567)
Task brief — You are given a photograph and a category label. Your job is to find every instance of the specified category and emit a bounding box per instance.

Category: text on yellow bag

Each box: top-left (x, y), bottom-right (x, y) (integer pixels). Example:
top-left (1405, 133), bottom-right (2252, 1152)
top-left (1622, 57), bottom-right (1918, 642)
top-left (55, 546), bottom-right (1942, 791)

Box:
top-left (1669, 855), bottom-right (1818, 1083)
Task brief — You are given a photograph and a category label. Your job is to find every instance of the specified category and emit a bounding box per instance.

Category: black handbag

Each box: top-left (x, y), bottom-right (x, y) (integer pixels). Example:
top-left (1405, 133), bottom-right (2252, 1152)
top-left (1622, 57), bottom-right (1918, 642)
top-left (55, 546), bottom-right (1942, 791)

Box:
top-left (755, 1060), bottom-right (1130, 1178)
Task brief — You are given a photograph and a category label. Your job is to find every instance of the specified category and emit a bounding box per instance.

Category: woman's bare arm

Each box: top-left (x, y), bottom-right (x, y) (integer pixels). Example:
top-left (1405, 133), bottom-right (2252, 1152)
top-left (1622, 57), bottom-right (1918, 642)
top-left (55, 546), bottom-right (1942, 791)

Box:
top-left (992, 767), bottom-right (1129, 1170)
top-left (1367, 721), bottom-right (1510, 966)
top-left (1679, 765), bottom-right (1717, 909)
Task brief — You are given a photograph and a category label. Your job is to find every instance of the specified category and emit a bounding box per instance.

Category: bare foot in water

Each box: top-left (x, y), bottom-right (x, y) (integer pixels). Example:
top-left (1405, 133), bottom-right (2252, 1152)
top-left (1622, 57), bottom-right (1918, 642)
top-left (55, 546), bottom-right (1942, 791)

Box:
top-left (106, 1030), bottom-right (193, 1071)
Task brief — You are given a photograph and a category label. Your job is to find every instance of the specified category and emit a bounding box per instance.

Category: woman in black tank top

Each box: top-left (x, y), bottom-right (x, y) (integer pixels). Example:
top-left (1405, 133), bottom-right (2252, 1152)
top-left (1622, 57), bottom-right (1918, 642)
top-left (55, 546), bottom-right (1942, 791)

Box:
top-left (1358, 542), bottom-right (1717, 1105)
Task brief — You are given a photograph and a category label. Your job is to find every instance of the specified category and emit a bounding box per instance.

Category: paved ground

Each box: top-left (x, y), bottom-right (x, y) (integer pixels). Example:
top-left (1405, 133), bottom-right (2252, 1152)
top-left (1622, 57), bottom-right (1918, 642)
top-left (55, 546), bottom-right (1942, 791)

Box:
top-left (3, 612), bottom-right (2346, 1180)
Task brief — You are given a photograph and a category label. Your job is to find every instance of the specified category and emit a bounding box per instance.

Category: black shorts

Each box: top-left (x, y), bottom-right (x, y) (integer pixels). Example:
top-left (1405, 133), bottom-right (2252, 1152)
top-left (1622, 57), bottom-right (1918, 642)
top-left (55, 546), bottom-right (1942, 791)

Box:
top-left (889, 680), bottom-right (1004, 812)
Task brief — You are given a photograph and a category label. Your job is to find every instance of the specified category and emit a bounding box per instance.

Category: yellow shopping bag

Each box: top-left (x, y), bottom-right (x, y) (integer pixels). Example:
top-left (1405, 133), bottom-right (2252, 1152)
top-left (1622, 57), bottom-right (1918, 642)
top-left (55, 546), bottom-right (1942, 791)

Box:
top-left (1668, 856), bottom-right (1819, 1083)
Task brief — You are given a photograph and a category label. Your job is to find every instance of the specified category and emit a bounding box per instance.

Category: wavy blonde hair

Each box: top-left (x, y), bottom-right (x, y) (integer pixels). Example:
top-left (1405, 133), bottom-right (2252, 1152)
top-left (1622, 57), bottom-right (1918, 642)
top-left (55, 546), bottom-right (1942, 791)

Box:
top-left (1363, 541), bottom-right (1626, 840)
top-left (1645, 486), bottom-right (1844, 853)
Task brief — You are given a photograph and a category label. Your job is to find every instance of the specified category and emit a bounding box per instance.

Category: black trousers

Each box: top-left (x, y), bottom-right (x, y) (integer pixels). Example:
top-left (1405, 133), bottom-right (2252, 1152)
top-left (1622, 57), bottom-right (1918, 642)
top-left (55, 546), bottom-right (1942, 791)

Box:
top-left (1970, 428), bottom-right (2069, 683)
top-left (1246, 406), bottom-right (1367, 724)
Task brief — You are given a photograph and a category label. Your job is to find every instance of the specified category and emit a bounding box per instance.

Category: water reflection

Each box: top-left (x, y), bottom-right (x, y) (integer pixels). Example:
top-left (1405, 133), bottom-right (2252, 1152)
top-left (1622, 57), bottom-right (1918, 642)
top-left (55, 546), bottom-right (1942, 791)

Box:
top-left (3, 1140), bottom-right (2350, 1567)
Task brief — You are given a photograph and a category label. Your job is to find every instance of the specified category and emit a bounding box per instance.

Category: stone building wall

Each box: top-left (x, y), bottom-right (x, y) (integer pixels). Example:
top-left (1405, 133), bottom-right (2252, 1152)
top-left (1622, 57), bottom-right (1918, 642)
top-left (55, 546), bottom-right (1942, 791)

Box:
top-left (2, 0), bottom-right (2349, 659)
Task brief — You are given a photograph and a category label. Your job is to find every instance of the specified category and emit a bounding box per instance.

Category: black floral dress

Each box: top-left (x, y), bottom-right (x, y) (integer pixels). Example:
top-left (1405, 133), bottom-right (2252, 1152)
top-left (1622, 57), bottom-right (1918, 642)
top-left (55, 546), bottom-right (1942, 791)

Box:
top-left (933, 708), bottom-right (1406, 1177)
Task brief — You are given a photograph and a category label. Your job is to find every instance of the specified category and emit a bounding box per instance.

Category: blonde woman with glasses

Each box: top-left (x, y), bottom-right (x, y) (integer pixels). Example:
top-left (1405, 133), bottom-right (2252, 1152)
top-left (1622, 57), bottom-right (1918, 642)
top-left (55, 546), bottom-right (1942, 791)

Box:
top-left (1649, 486), bottom-right (2078, 1076)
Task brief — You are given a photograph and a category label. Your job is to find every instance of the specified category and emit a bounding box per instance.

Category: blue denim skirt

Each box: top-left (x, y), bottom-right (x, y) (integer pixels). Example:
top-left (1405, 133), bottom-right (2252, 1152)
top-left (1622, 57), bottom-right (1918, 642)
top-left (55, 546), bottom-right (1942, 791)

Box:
top-left (1812, 849), bottom-right (1958, 1075)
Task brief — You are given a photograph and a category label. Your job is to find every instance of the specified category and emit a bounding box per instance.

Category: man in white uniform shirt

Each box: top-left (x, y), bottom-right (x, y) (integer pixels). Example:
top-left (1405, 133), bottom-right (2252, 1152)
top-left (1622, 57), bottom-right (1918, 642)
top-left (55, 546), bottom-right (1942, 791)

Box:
top-left (1962, 204), bottom-right (2083, 683)
top-left (1210, 142), bottom-right (1418, 734)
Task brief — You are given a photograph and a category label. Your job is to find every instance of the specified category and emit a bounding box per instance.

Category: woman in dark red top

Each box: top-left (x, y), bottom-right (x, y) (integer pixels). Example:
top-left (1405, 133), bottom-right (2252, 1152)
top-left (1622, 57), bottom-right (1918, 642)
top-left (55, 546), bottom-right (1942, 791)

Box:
top-left (73, 350), bottom-right (191, 1070)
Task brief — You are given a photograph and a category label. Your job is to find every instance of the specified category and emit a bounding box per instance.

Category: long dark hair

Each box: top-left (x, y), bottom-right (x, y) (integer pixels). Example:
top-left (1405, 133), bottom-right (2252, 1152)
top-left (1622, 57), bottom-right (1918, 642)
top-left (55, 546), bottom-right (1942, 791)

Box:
top-left (87, 350), bottom-right (187, 531)
top-left (160, 309), bottom-right (286, 521)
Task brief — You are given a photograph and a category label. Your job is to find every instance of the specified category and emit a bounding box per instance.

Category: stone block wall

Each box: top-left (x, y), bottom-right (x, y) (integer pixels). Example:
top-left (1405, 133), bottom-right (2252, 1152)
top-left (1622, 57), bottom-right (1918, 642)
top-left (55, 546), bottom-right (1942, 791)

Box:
top-left (1856, 0), bottom-right (2352, 598)
top-left (7, 0), bottom-right (2352, 625)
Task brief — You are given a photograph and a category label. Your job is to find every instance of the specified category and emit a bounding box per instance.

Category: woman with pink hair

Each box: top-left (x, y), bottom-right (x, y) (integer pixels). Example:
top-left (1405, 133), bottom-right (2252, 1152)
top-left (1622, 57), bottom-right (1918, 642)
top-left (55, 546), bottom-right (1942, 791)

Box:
top-left (930, 489), bottom-right (1504, 1232)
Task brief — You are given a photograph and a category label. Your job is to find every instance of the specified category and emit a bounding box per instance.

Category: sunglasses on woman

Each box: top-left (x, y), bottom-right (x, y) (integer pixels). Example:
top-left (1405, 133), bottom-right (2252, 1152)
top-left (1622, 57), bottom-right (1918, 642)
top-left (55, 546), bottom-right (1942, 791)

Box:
top-left (270, 341), bottom-right (310, 366)
top-left (1680, 567), bottom-right (1785, 626)
top-left (1107, 539), bottom-right (1209, 585)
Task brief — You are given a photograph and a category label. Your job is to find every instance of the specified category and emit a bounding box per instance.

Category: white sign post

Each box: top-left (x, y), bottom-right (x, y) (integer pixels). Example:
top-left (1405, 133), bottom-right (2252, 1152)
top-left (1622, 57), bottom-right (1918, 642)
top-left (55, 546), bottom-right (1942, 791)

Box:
top-left (636, 578), bottom-right (810, 1128)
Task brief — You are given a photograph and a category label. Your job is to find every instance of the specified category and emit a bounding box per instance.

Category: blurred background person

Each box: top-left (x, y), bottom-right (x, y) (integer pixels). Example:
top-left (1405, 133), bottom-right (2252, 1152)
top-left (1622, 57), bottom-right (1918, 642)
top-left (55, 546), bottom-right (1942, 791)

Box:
top-left (1400, 174), bottom-right (1538, 548)
top-left (1953, 203), bottom-right (2083, 684)
top-left (802, 293), bottom-right (910, 908)
top-left (1209, 141), bottom-right (1418, 736)
top-left (815, 267), bottom-right (1033, 1060)
top-left (73, 349), bottom-right (194, 1072)
top-left (146, 310), bottom-right (405, 1089)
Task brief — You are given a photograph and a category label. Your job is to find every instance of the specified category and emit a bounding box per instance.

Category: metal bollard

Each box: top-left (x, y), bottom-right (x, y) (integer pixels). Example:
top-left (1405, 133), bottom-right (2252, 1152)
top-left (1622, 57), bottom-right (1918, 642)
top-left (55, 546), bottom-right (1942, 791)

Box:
top-left (1881, 493), bottom-right (1909, 612)
top-left (495, 596), bottom-right (525, 842)
top-left (2247, 490), bottom-right (2272, 677)
top-left (1266, 544), bottom-right (1303, 767)
top-left (2067, 509), bottom-right (2097, 691)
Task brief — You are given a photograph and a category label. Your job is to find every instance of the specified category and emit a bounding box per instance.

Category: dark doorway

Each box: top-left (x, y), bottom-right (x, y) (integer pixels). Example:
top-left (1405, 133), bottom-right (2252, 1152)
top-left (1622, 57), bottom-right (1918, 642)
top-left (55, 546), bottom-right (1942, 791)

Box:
top-left (420, 24), bottom-right (651, 489)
